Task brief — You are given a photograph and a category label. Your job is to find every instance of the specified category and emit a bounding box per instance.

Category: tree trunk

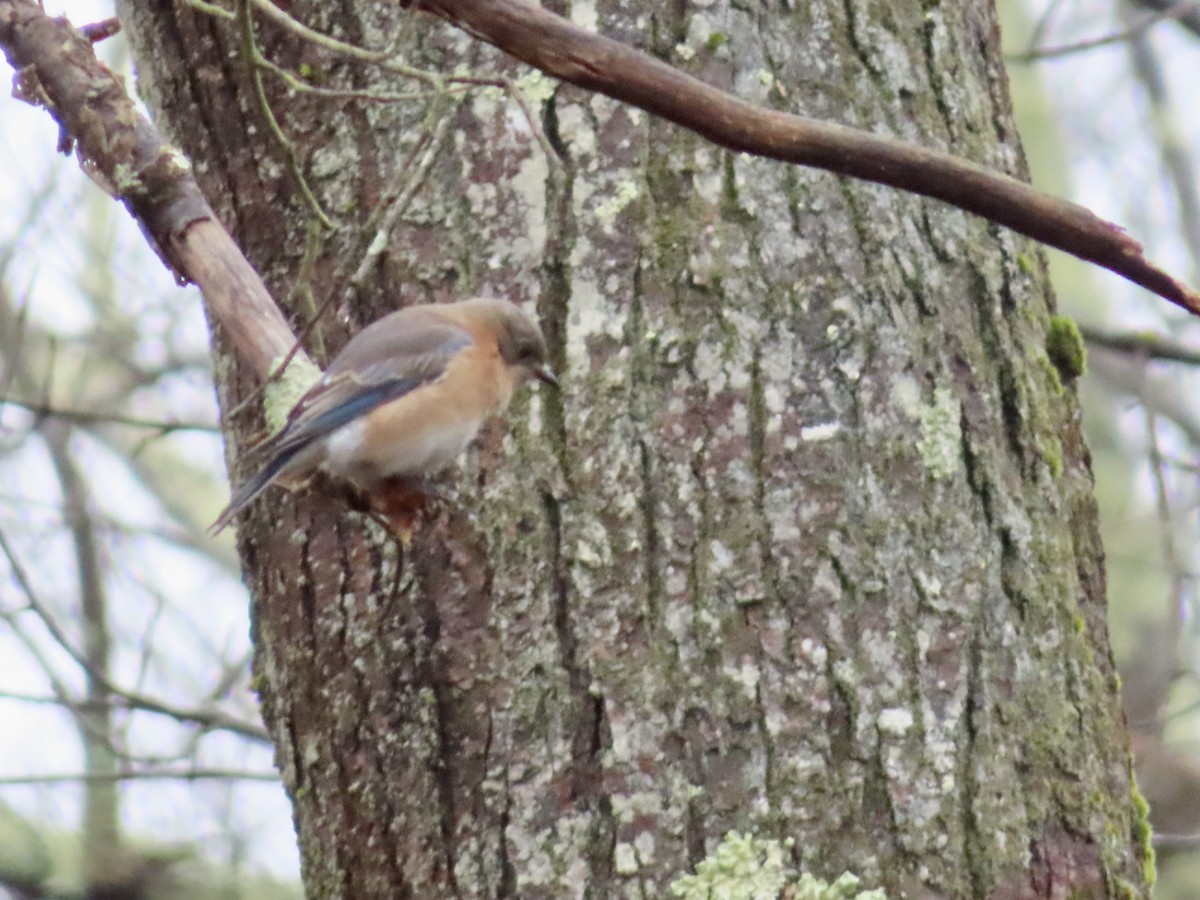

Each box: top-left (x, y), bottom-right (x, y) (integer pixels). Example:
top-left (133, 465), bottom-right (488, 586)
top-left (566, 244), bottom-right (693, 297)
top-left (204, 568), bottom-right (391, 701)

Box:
top-left (118, 0), bottom-right (1150, 896)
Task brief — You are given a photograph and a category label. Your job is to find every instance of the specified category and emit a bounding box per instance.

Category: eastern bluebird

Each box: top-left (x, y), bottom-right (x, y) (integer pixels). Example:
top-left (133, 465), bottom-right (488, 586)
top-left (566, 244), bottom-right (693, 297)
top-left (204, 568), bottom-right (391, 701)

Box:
top-left (211, 298), bottom-right (556, 533)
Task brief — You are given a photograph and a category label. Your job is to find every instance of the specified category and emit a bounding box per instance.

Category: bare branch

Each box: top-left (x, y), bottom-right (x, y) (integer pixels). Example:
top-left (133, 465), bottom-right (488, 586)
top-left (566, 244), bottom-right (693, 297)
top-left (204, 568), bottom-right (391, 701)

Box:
top-left (1079, 325), bottom-right (1200, 366)
top-left (408, 0), bottom-right (1200, 315)
top-left (0, 525), bottom-right (270, 743)
top-left (0, 768), bottom-right (280, 784)
top-left (0, 395), bottom-right (218, 433)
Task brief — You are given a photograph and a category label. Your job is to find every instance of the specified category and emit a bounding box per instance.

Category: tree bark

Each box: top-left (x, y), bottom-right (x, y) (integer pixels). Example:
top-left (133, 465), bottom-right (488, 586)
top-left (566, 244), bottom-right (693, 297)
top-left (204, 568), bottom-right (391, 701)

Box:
top-left (119, 0), bottom-right (1149, 896)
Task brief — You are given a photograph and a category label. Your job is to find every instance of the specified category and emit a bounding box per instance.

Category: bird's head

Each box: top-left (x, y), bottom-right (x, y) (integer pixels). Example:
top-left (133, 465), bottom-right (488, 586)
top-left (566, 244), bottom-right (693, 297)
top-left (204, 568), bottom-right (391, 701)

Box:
top-left (473, 299), bottom-right (558, 389)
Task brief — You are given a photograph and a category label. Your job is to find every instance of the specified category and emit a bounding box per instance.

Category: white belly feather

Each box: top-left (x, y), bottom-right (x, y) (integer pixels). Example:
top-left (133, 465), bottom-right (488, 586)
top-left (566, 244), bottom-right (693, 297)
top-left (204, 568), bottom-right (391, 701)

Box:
top-left (320, 414), bottom-right (483, 488)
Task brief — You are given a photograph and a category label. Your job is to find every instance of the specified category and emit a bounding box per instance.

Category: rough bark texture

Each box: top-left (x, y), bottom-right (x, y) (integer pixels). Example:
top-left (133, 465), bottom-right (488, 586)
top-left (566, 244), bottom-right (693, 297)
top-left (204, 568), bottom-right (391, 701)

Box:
top-left (119, 0), bottom-right (1149, 896)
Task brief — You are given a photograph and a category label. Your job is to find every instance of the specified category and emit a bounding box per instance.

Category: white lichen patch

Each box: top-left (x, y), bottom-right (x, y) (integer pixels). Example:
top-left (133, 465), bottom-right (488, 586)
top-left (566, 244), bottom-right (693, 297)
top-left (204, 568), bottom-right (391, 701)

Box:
top-left (664, 598), bottom-right (691, 645)
top-left (798, 871), bottom-right (888, 900)
top-left (801, 422), bottom-right (841, 442)
top-left (1034, 626), bottom-right (1061, 654)
top-left (763, 706), bottom-right (788, 737)
top-left (724, 457), bottom-right (756, 499)
top-left (310, 142), bottom-right (358, 180)
top-left (569, 0), bottom-right (599, 31)
top-left (507, 810), bottom-right (591, 888)
top-left (831, 657), bottom-right (857, 691)
top-left (614, 841), bottom-right (640, 874)
top-left (634, 829), bottom-right (656, 864)
top-left (684, 12), bottom-right (719, 53)
top-left (166, 146), bottom-right (192, 172)
top-left (112, 162), bottom-right (139, 193)
top-left (302, 734), bottom-right (321, 767)
top-left (732, 68), bottom-right (779, 104)
top-left (455, 95), bottom-right (549, 275)
top-left (554, 102), bottom-right (594, 157)
top-left (877, 707), bottom-right (914, 737)
top-left (586, 91), bottom-right (626, 127)
top-left (799, 637), bottom-right (827, 668)
top-left (573, 517), bottom-right (612, 568)
top-left (693, 167), bottom-right (722, 206)
top-left (710, 539), bottom-right (735, 572)
top-left (509, 153), bottom-right (550, 261)
top-left (872, 32), bottom-right (919, 105)
top-left (611, 790), bottom-right (664, 825)
top-left (915, 569), bottom-right (943, 600)
top-left (930, 741), bottom-right (958, 793)
top-left (916, 387), bottom-right (962, 480)
top-left (524, 392), bottom-right (544, 436)
top-left (762, 382), bottom-right (786, 418)
top-left (836, 352), bottom-right (863, 381)
top-left (861, 632), bottom-right (904, 693)
top-left (998, 496), bottom-right (1034, 555)
top-left (725, 306), bottom-right (768, 350)
top-left (606, 709), bottom-right (669, 769)
top-left (725, 659), bottom-right (761, 698)
top-left (594, 181), bottom-right (640, 228)
top-left (764, 492), bottom-right (803, 543)
top-left (564, 275), bottom-right (624, 371)
top-left (889, 372), bottom-right (921, 417)
top-left (692, 340), bottom-right (730, 393)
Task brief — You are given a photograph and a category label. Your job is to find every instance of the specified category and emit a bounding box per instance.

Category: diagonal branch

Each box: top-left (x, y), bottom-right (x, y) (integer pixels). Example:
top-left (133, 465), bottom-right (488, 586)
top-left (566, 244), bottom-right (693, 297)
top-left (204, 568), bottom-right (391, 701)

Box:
top-left (1080, 325), bottom-right (1200, 366)
top-left (0, 0), bottom-right (300, 379)
top-left (409, 0), bottom-right (1200, 316)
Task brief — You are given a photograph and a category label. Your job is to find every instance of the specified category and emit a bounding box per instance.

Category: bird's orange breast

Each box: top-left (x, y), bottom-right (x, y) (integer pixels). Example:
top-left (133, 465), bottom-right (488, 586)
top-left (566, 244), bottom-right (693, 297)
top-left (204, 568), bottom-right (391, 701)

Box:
top-left (324, 342), bottom-right (517, 488)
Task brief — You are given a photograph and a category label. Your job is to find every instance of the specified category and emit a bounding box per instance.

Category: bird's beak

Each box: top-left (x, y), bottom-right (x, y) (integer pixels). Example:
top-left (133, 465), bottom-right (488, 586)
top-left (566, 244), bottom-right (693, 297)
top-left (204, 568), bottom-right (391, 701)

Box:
top-left (534, 366), bottom-right (559, 389)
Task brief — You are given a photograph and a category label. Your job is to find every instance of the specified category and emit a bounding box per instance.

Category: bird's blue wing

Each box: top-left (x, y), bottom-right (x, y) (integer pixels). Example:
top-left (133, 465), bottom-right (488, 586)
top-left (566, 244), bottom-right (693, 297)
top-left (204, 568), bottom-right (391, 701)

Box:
top-left (276, 322), bottom-right (475, 449)
top-left (273, 374), bottom-right (432, 453)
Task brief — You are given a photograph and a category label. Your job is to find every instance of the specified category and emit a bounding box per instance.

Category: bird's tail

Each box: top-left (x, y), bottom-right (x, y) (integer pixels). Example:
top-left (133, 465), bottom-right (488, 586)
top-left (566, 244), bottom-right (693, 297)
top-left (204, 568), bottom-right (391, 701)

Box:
top-left (208, 445), bottom-right (305, 535)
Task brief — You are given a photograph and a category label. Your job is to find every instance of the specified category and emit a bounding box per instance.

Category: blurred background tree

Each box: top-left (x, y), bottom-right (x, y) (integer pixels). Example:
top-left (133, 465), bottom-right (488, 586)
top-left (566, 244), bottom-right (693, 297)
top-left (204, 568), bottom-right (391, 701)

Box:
top-left (1002, 1), bottom-right (1200, 897)
top-left (0, 5), bottom-right (296, 896)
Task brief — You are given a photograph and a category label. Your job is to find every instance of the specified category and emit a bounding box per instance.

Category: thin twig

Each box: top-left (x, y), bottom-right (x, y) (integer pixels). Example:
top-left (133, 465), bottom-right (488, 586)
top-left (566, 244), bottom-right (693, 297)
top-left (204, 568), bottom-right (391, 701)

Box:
top-left (254, 50), bottom-right (469, 102)
top-left (0, 768), bottom-right (280, 784)
top-left (351, 96), bottom-right (458, 287)
top-left (179, 0), bottom-right (236, 22)
top-left (1126, 19), bottom-right (1200, 281)
top-left (1009, 1), bottom-right (1197, 63)
top-left (0, 526), bottom-right (269, 743)
top-left (236, 0), bottom-right (333, 229)
top-left (1144, 411), bottom-right (1185, 673)
top-left (409, 0), bottom-right (1200, 314)
top-left (1079, 324), bottom-right (1200, 366)
top-left (0, 395), bottom-right (218, 432)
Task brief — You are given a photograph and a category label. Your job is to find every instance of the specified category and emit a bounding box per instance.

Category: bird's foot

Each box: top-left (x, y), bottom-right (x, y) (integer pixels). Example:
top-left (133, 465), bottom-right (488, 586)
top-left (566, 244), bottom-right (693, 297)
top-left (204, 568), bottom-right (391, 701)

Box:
top-left (370, 477), bottom-right (443, 545)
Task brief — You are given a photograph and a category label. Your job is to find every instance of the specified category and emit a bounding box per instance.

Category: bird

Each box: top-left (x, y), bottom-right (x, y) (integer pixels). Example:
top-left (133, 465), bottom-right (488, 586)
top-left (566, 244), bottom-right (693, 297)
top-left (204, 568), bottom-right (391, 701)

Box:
top-left (211, 298), bottom-right (557, 534)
